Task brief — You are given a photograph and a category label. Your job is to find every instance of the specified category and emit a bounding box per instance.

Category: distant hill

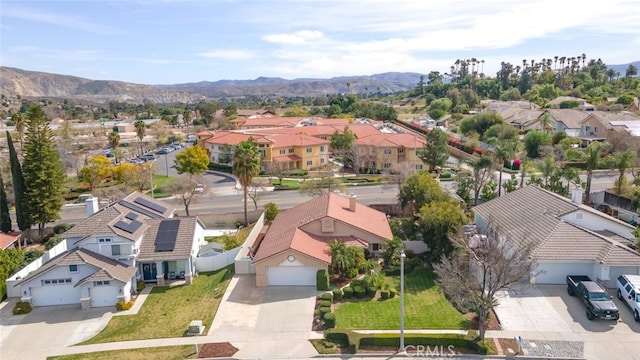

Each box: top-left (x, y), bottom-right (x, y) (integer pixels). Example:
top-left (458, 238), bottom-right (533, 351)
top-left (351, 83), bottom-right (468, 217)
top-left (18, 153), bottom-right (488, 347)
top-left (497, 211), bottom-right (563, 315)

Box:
top-left (0, 66), bottom-right (422, 104)
top-left (608, 61), bottom-right (640, 76)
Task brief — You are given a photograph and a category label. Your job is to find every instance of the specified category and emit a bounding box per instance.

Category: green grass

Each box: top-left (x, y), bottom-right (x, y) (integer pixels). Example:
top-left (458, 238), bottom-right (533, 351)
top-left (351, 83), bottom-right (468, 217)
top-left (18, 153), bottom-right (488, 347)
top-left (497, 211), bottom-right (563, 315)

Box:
top-left (272, 179), bottom-right (301, 189)
top-left (48, 345), bottom-right (198, 360)
top-left (335, 267), bottom-right (469, 330)
top-left (79, 267), bottom-right (233, 344)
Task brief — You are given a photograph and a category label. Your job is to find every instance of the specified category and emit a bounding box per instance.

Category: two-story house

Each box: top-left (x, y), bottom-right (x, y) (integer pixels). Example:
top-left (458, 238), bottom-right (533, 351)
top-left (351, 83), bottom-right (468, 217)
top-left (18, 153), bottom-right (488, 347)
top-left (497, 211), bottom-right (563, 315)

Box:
top-left (578, 111), bottom-right (640, 145)
top-left (355, 133), bottom-right (427, 173)
top-left (252, 193), bottom-right (392, 286)
top-left (13, 192), bottom-right (205, 309)
top-left (544, 109), bottom-right (590, 137)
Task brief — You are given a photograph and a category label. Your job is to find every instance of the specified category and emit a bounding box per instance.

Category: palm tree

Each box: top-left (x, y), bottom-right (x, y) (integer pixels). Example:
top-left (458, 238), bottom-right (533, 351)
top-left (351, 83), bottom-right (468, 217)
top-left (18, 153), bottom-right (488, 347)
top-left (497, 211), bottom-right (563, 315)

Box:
top-left (493, 140), bottom-right (516, 196)
top-left (539, 156), bottom-right (558, 188)
top-left (464, 155), bottom-right (494, 205)
top-left (134, 120), bottom-right (146, 156)
top-left (11, 113), bottom-right (26, 148)
top-left (232, 138), bottom-right (261, 226)
top-left (584, 142), bottom-right (603, 204)
top-left (561, 166), bottom-right (580, 193)
top-left (108, 131), bottom-right (121, 162)
top-left (612, 150), bottom-right (637, 195)
top-left (329, 240), bottom-right (350, 275)
top-left (538, 112), bottom-right (553, 133)
top-left (182, 110), bottom-right (192, 135)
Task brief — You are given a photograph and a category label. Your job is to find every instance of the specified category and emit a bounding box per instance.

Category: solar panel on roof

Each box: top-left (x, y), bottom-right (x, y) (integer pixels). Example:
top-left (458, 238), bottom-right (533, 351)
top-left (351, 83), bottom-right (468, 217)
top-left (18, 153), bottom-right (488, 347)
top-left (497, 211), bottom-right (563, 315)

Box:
top-left (113, 220), bottom-right (131, 233)
top-left (133, 197), bottom-right (167, 214)
top-left (113, 219), bottom-right (143, 234)
top-left (125, 212), bottom-right (138, 220)
top-left (155, 219), bottom-right (180, 252)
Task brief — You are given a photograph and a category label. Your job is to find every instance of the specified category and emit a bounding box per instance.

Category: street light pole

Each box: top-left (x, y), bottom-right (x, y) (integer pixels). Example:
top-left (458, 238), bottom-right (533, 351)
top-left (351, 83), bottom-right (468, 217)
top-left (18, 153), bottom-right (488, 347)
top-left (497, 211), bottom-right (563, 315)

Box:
top-left (399, 249), bottom-right (406, 354)
top-left (165, 154), bottom-right (169, 177)
top-left (149, 164), bottom-right (154, 198)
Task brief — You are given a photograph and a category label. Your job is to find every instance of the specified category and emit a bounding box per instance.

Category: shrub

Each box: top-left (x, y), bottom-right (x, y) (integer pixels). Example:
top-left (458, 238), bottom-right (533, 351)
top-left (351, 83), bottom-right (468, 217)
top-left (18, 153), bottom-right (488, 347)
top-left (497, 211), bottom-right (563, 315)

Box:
top-left (12, 301), bottom-right (32, 315)
top-left (320, 292), bottom-right (333, 302)
top-left (263, 202), bottom-right (279, 222)
top-left (53, 223), bottom-right (74, 234)
top-left (342, 286), bottom-right (354, 298)
top-left (323, 312), bottom-right (336, 328)
top-left (317, 270), bottom-right (330, 291)
top-left (346, 267), bottom-right (358, 279)
top-left (332, 288), bottom-right (343, 301)
top-left (318, 306), bottom-right (331, 315)
top-left (319, 300), bottom-right (332, 308)
top-left (44, 234), bottom-right (64, 250)
top-left (366, 287), bottom-right (377, 297)
top-left (115, 300), bottom-right (134, 311)
top-left (380, 290), bottom-right (390, 300)
top-left (389, 288), bottom-right (397, 298)
top-left (353, 286), bottom-right (366, 298)
top-left (383, 267), bottom-right (400, 276)
top-left (325, 330), bottom-right (349, 347)
top-left (136, 280), bottom-right (145, 292)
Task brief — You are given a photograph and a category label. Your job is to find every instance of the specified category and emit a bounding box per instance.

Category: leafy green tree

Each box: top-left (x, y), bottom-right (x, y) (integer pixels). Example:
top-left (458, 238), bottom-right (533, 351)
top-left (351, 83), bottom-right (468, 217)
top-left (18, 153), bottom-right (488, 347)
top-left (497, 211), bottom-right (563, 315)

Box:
top-left (21, 106), bottom-right (66, 240)
top-left (381, 236), bottom-right (403, 267)
top-left (283, 106), bottom-right (310, 117)
top-left (0, 248), bottom-right (25, 299)
top-left (625, 64), bottom-right (638, 78)
top-left (523, 130), bottom-right (551, 158)
top-left (330, 128), bottom-right (356, 153)
top-left (329, 240), bottom-right (362, 276)
top-left (6, 131), bottom-right (30, 235)
top-left (464, 155), bottom-right (494, 206)
top-left (398, 171), bottom-right (449, 213)
top-left (0, 176), bottom-right (11, 233)
top-left (491, 139), bottom-right (516, 196)
top-left (11, 113), bottom-right (26, 148)
top-left (108, 131), bottom-right (120, 160)
top-left (427, 98), bottom-right (452, 120)
top-left (417, 199), bottom-right (466, 259)
top-left (78, 155), bottom-right (113, 190)
top-left (419, 128), bottom-right (449, 172)
top-left (459, 112), bottom-right (504, 138)
top-left (584, 142), bottom-right (604, 204)
top-left (263, 202), bottom-right (279, 222)
top-left (616, 94), bottom-right (635, 107)
top-left (480, 181), bottom-right (498, 202)
top-left (175, 145), bottom-right (210, 177)
top-left (538, 156), bottom-right (558, 188)
top-left (233, 139), bottom-right (261, 226)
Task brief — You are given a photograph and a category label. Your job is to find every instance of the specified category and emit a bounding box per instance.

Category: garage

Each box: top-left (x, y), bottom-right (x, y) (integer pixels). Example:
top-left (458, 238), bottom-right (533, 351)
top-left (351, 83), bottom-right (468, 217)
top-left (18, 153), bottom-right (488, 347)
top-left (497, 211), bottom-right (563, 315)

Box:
top-left (534, 262), bottom-right (594, 285)
top-left (90, 284), bottom-right (120, 307)
top-left (267, 266), bottom-right (317, 286)
top-left (608, 266), bottom-right (640, 287)
top-left (31, 285), bottom-right (81, 307)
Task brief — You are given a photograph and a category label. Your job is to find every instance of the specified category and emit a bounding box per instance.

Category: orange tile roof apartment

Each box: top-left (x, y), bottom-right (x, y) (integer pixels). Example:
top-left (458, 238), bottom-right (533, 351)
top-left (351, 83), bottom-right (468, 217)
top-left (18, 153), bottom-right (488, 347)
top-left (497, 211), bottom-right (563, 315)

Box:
top-left (196, 118), bottom-right (427, 174)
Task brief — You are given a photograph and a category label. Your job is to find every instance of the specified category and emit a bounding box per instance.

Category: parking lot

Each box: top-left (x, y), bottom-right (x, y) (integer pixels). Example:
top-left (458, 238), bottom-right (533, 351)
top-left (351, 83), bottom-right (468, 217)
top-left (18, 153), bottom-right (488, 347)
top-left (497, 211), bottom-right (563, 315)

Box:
top-left (494, 285), bottom-right (640, 359)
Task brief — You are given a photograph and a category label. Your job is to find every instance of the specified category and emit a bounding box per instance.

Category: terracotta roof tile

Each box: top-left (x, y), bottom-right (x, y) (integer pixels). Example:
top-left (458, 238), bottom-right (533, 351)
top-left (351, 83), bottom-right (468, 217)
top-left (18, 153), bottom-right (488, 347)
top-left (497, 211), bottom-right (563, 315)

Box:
top-left (0, 232), bottom-right (20, 249)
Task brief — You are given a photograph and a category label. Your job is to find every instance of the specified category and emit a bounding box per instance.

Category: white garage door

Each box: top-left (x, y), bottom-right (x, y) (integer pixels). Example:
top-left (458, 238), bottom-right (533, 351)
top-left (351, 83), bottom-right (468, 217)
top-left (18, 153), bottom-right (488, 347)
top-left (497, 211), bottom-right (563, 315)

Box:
top-left (534, 262), bottom-right (593, 284)
top-left (91, 285), bottom-right (120, 307)
top-left (608, 266), bottom-right (640, 288)
top-left (31, 285), bottom-right (80, 307)
top-left (267, 266), bottom-right (317, 286)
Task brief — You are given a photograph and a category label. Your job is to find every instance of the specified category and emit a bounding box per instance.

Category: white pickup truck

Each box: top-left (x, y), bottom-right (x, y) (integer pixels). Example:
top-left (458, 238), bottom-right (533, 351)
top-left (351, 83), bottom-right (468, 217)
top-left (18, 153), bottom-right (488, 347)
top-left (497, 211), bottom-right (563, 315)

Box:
top-left (616, 274), bottom-right (640, 321)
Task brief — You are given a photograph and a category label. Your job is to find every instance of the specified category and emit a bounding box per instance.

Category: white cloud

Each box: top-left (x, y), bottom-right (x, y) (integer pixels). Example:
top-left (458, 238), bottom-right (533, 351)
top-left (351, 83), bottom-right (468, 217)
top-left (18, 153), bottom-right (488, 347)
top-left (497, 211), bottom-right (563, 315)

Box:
top-left (1, 5), bottom-right (119, 34)
top-left (263, 30), bottom-right (324, 45)
top-left (197, 50), bottom-right (255, 60)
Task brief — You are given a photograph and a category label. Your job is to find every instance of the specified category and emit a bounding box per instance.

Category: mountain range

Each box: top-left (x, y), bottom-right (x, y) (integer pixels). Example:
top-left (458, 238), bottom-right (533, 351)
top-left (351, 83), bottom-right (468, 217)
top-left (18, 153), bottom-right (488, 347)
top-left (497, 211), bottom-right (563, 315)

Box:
top-left (1, 61), bottom-right (637, 104)
top-left (0, 67), bottom-right (421, 104)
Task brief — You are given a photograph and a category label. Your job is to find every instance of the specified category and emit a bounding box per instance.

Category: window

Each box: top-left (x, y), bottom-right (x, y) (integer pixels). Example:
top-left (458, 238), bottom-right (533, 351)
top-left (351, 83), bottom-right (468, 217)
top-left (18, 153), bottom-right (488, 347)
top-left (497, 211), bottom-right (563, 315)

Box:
top-left (279, 149), bottom-right (286, 155)
top-left (384, 148), bottom-right (392, 155)
top-left (42, 278), bottom-right (71, 285)
top-left (594, 127), bottom-right (598, 133)
top-left (320, 158), bottom-right (325, 164)
top-left (94, 280), bottom-right (110, 286)
top-left (416, 164), bottom-right (423, 170)
top-left (306, 147), bottom-right (312, 153)
top-left (111, 244), bottom-right (121, 256)
top-left (306, 160), bottom-right (313, 166)
top-left (288, 148), bottom-right (294, 153)
top-left (98, 238), bottom-right (111, 243)
top-left (258, 144), bottom-right (265, 148)
top-left (259, 150), bottom-right (266, 157)
top-left (68, 265), bottom-right (78, 273)
top-left (320, 145), bottom-right (326, 152)
top-left (383, 163), bottom-right (391, 168)
top-left (372, 243), bottom-right (380, 251)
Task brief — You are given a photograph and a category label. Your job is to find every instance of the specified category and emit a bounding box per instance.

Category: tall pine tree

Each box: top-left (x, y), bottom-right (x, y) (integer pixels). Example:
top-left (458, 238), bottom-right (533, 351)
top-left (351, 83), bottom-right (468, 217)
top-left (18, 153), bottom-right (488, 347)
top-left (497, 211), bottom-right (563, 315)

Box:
top-left (21, 106), bottom-right (66, 240)
top-left (6, 131), bottom-right (30, 235)
top-left (0, 176), bottom-right (12, 233)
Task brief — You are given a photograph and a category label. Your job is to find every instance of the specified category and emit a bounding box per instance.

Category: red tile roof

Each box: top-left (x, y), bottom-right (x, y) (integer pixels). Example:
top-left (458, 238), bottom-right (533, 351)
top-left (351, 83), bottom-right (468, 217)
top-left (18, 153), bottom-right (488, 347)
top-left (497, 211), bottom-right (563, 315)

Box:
top-left (0, 232), bottom-right (20, 249)
top-left (253, 193), bottom-right (392, 263)
top-left (356, 133), bottom-right (426, 148)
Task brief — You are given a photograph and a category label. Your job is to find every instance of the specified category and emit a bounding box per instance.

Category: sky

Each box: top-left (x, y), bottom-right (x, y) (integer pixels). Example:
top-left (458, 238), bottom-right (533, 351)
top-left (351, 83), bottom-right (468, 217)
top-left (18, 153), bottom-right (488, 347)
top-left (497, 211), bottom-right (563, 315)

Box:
top-left (1, 0), bottom-right (639, 85)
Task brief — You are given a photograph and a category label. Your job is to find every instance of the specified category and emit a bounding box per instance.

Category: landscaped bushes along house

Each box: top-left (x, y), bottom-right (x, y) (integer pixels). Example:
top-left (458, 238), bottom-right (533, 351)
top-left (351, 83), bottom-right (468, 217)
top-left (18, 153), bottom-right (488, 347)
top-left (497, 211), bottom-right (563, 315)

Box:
top-left (317, 269), bottom-right (330, 291)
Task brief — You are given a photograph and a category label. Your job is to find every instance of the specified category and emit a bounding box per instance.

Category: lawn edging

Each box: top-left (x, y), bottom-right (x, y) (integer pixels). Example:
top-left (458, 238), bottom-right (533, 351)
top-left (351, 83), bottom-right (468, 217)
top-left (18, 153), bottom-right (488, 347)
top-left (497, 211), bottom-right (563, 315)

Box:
top-left (324, 329), bottom-right (497, 355)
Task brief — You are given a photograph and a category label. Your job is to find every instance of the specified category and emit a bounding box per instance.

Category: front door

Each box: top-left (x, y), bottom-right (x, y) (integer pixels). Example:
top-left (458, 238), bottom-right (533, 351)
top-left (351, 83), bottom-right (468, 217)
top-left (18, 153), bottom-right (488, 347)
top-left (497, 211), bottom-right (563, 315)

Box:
top-left (142, 263), bottom-right (157, 282)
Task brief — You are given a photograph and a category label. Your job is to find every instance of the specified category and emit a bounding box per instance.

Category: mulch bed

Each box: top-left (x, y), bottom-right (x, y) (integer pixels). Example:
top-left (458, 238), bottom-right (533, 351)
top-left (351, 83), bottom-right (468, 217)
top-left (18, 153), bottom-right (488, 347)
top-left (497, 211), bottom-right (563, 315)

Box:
top-left (466, 309), bottom-right (501, 331)
top-left (197, 342), bottom-right (238, 358)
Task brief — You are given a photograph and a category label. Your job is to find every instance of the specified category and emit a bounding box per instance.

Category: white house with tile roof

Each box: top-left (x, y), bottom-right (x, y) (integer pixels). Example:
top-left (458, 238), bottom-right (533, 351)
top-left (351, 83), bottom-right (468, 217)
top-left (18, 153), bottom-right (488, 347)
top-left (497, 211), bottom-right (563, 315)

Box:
top-left (472, 186), bottom-right (640, 288)
top-left (11, 192), bottom-right (206, 309)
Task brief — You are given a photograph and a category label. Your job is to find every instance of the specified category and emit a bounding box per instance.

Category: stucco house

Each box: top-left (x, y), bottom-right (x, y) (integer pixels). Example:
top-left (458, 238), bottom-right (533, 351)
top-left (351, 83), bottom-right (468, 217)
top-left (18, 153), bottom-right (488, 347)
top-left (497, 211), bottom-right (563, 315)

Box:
top-left (472, 186), bottom-right (640, 289)
top-left (13, 192), bottom-right (205, 309)
top-left (252, 193), bottom-right (392, 287)
top-left (545, 109), bottom-right (590, 137)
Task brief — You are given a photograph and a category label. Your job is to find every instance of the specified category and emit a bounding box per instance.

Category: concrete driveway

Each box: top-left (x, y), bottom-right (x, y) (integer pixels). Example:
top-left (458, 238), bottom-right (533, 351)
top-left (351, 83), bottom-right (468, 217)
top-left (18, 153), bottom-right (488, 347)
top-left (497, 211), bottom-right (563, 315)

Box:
top-left (210, 275), bottom-right (319, 359)
top-left (0, 299), bottom-right (113, 360)
top-left (493, 285), bottom-right (640, 360)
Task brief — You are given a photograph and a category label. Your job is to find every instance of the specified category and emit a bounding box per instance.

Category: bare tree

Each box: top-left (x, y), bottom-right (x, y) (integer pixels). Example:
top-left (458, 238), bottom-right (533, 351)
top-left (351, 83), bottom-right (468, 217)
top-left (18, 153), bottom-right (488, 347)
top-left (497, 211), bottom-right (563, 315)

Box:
top-left (434, 225), bottom-right (539, 340)
top-left (163, 174), bottom-right (205, 216)
top-left (247, 178), bottom-right (270, 210)
top-left (298, 165), bottom-right (345, 197)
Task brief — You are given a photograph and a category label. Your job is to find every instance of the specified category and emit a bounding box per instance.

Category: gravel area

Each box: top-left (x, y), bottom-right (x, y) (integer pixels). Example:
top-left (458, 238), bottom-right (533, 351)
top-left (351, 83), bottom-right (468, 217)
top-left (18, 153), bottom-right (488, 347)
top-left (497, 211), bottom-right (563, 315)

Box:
top-left (521, 339), bottom-right (584, 358)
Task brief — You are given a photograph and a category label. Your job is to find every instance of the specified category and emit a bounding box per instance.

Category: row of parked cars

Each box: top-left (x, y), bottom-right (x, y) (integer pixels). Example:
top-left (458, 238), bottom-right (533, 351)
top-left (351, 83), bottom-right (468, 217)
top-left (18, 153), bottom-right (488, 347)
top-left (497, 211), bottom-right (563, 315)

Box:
top-left (566, 274), bottom-right (640, 322)
top-left (127, 143), bottom-right (185, 164)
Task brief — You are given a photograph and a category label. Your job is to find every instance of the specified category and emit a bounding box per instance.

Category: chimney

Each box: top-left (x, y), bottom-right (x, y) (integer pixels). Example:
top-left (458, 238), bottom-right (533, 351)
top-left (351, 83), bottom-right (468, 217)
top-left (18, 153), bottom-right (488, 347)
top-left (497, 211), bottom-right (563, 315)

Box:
top-left (349, 194), bottom-right (357, 212)
top-left (571, 185), bottom-right (584, 205)
top-left (86, 196), bottom-right (99, 216)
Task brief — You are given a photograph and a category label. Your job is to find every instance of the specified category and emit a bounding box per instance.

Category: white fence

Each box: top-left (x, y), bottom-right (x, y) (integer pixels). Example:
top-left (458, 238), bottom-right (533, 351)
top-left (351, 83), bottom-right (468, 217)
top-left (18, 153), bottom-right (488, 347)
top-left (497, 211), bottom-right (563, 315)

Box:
top-left (194, 247), bottom-right (241, 272)
top-left (5, 240), bottom-right (68, 298)
top-left (234, 212), bottom-right (265, 275)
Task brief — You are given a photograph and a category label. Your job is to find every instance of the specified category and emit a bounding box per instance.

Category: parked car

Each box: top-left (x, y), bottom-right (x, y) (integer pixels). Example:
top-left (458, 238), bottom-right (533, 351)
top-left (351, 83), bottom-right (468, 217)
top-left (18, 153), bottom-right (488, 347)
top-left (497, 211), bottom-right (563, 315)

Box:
top-left (156, 148), bottom-right (169, 155)
top-left (194, 183), bottom-right (206, 193)
top-left (140, 153), bottom-right (157, 161)
top-left (567, 275), bottom-right (619, 321)
top-left (616, 274), bottom-right (640, 321)
top-left (128, 158), bottom-right (143, 164)
top-left (76, 194), bottom-right (94, 203)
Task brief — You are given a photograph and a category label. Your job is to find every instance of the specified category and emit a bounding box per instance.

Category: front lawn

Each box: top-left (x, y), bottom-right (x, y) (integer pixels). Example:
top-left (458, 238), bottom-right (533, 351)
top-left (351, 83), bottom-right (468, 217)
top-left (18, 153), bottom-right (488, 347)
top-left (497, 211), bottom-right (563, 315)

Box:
top-left (48, 345), bottom-right (198, 360)
top-left (80, 266), bottom-right (233, 344)
top-left (335, 267), bottom-right (469, 329)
